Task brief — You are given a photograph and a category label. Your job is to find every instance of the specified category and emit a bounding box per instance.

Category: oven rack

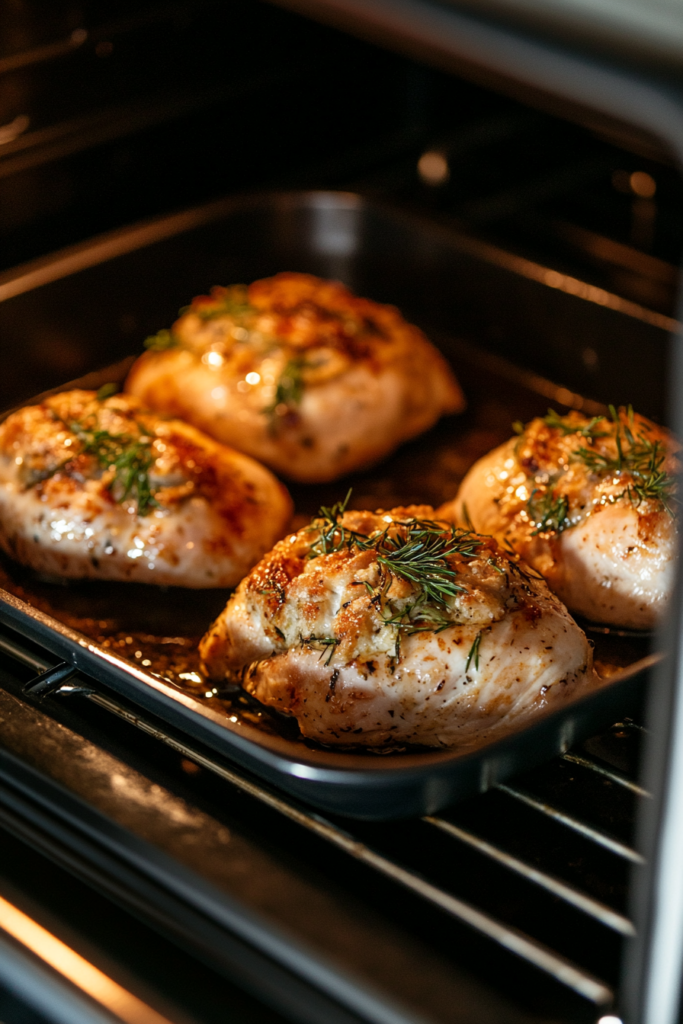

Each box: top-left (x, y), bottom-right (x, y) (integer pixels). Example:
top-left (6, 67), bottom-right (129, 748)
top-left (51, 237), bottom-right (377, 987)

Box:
top-left (0, 623), bottom-right (646, 1022)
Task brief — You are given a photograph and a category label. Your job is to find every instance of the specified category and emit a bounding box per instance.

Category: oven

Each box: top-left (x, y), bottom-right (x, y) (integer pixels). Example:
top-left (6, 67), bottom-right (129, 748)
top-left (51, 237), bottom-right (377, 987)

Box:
top-left (0, 4), bottom-right (680, 1024)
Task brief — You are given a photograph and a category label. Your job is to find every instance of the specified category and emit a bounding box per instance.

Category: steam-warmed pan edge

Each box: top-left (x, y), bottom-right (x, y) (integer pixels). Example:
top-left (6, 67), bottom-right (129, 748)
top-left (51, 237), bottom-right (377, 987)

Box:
top-left (0, 584), bottom-right (656, 819)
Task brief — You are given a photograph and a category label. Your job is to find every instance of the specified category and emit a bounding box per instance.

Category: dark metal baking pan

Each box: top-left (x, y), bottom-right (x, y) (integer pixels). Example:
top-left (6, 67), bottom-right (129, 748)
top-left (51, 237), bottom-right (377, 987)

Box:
top-left (0, 191), bottom-right (667, 819)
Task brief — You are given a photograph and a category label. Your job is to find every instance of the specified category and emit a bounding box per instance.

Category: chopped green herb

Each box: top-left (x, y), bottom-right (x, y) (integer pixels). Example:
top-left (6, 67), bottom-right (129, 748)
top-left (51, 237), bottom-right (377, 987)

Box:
top-left (461, 502), bottom-right (475, 532)
top-left (527, 488), bottom-right (570, 535)
top-left (488, 558), bottom-right (506, 574)
top-left (465, 631), bottom-right (483, 673)
top-left (308, 488), bottom-right (371, 556)
top-left (383, 593), bottom-right (454, 636)
top-left (512, 420), bottom-right (525, 435)
top-left (194, 285), bottom-right (255, 321)
top-left (259, 583), bottom-right (286, 606)
top-left (144, 328), bottom-right (177, 351)
top-left (543, 409), bottom-right (608, 439)
top-left (575, 406), bottom-right (676, 515)
top-left (308, 492), bottom-right (489, 649)
top-left (376, 523), bottom-right (477, 607)
top-left (501, 540), bottom-right (546, 582)
top-left (300, 634), bottom-right (340, 665)
top-left (71, 423), bottom-right (158, 516)
top-left (264, 356), bottom-right (309, 423)
top-left (96, 382), bottom-right (119, 402)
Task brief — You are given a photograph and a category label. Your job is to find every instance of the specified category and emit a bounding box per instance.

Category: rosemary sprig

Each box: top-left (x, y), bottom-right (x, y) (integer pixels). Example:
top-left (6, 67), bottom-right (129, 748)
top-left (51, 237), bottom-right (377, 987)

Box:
top-left (543, 409), bottom-right (608, 439)
top-left (144, 328), bottom-right (177, 351)
top-left (300, 634), bottom-right (340, 665)
top-left (527, 489), bottom-right (570, 535)
top-left (465, 631), bottom-right (483, 673)
top-left (306, 494), bottom-right (492, 658)
top-left (194, 285), bottom-right (255, 321)
top-left (461, 501), bottom-right (475, 532)
top-left (575, 405), bottom-right (676, 514)
top-left (71, 423), bottom-right (158, 516)
top-left (383, 593), bottom-right (454, 636)
top-left (264, 356), bottom-right (309, 422)
top-left (376, 523), bottom-right (477, 607)
top-left (309, 489), bottom-right (374, 556)
top-left (96, 382), bottom-right (119, 401)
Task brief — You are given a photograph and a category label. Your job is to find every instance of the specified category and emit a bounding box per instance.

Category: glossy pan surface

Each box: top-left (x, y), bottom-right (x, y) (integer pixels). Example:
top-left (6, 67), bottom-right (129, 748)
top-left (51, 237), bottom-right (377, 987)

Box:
top-left (0, 192), bottom-right (666, 818)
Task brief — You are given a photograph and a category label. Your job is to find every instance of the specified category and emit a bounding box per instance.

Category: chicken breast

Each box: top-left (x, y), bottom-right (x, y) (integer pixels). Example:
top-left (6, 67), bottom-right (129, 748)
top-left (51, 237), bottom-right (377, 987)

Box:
top-left (0, 389), bottom-right (292, 587)
top-left (439, 407), bottom-right (677, 629)
top-left (125, 272), bottom-right (464, 483)
top-left (199, 503), bottom-right (595, 748)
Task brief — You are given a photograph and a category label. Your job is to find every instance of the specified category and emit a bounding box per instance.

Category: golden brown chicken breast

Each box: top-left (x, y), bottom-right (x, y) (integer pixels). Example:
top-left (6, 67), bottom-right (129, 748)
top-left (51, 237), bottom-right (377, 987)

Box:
top-left (439, 407), bottom-right (677, 629)
top-left (125, 272), bottom-right (464, 482)
top-left (200, 501), bottom-right (595, 748)
top-left (0, 389), bottom-right (292, 587)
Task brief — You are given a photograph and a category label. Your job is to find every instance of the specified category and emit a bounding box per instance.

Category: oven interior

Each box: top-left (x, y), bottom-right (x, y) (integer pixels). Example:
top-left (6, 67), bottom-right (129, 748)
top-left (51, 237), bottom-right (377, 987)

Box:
top-left (0, 3), bottom-right (680, 1023)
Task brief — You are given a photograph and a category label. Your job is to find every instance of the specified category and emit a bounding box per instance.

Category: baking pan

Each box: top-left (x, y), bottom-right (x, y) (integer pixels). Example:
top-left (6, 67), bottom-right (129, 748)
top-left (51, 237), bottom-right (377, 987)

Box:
top-left (0, 191), bottom-right (666, 819)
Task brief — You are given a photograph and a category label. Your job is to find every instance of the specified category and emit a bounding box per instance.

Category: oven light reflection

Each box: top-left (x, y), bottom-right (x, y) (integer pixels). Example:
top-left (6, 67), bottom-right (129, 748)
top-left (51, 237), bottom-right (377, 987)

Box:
top-left (179, 671), bottom-right (201, 683)
top-left (418, 150), bottom-right (450, 186)
top-left (0, 892), bottom-right (173, 1024)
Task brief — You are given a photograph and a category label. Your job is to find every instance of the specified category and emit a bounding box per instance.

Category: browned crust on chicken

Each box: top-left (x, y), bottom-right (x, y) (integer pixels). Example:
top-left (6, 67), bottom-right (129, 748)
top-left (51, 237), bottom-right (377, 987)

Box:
top-left (199, 505), bottom-right (595, 748)
top-left (125, 273), bottom-right (464, 482)
top-left (440, 408), bottom-right (678, 628)
top-left (0, 389), bottom-right (292, 587)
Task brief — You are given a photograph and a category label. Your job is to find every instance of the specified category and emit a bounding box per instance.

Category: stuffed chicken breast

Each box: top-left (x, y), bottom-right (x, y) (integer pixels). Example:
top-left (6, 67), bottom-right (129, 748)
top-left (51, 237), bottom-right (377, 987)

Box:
top-left (0, 389), bottom-right (292, 587)
top-left (199, 502), bottom-right (595, 748)
top-left (125, 272), bottom-right (464, 483)
top-left (440, 407), bottom-right (677, 629)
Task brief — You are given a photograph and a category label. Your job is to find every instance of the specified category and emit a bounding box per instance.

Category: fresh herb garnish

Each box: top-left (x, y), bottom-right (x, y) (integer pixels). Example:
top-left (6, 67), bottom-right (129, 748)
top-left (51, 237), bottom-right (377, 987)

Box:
top-left (311, 500), bottom-right (482, 608)
top-left (543, 409), bottom-right (608, 439)
top-left (259, 583), bottom-right (286, 605)
top-left (194, 285), bottom-right (255, 321)
top-left (308, 488), bottom-right (372, 556)
top-left (461, 502), bottom-right (475, 532)
top-left (70, 423), bottom-right (158, 516)
top-left (144, 328), bottom-right (177, 351)
top-left (264, 356), bottom-right (309, 423)
top-left (465, 630), bottom-right (483, 673)
top-left (300, 634), bottom-right (340, 665)
top-left (527, 488), bottom-right (571, 535)
top-left (375, 522), bottom-right (478, 606)
top-left (382, 593), bottom-right (454, 636)
top-left (306, 492), bottom-right (490, 662)
top-left (96, 382), bottom-right (119, 401)
top-left (575, 405), bottom-right (676, 515)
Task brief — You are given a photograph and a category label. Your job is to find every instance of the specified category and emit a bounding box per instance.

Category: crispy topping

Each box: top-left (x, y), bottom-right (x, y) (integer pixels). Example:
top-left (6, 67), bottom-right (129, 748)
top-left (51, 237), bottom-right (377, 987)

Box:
top-left (512, 406), bottom-right (678, 537)
top-left (244, 499), bottom-right (545, 669)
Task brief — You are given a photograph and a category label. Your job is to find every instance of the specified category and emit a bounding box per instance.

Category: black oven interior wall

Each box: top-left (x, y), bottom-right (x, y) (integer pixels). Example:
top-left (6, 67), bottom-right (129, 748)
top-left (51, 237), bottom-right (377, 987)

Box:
top-left (0, 0), bottom-right (681, 413)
